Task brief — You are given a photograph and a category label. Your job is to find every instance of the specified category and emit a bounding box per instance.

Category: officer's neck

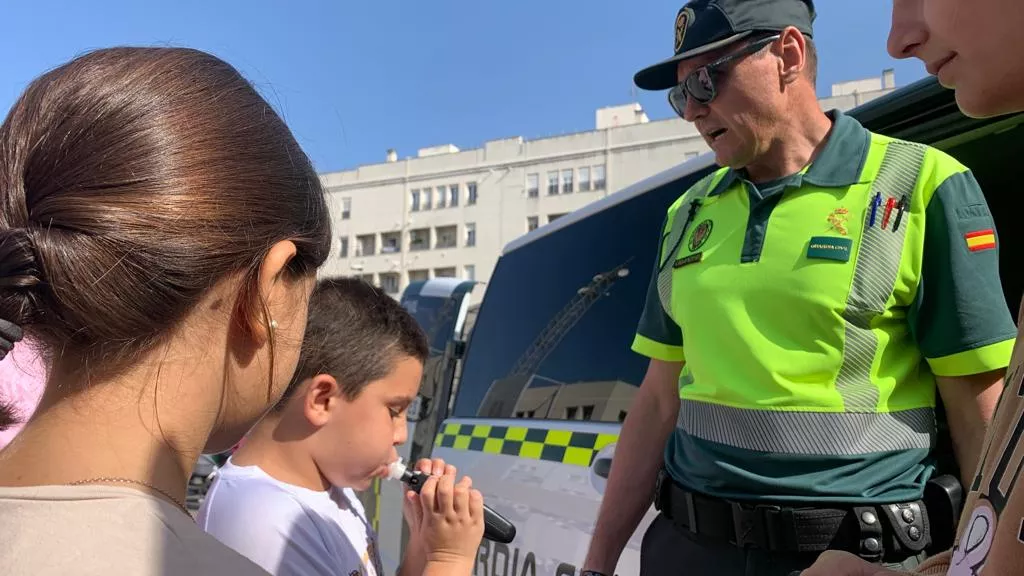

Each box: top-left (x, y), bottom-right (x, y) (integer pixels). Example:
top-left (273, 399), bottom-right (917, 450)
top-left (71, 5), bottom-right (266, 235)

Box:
top-left (742, 106), bottom-right (834, 184)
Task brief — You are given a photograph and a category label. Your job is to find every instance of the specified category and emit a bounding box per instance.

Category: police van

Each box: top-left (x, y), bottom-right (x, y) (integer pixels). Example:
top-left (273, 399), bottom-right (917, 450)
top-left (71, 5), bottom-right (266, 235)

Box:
top-left (368, 75), bottom-right (1024, 576)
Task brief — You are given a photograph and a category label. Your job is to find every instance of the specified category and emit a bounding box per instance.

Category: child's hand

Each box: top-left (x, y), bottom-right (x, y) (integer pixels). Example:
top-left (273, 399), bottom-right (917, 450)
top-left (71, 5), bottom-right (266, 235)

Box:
top-left (401, 458), bottom-right (454, 536)
top-left (416, 466), bottom-right (484, 571)
top-left (795, 551), bottom-right (908, 576)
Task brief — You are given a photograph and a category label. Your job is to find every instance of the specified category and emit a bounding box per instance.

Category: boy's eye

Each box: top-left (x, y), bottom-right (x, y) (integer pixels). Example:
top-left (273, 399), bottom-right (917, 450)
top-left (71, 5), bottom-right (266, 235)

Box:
top-left (389, 407), bottom-right (404, 418)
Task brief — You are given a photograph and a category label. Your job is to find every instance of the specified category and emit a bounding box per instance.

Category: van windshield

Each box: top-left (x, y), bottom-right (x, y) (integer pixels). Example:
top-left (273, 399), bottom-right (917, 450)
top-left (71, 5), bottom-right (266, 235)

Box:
top-left (452, 167), bottom-right (713, 422)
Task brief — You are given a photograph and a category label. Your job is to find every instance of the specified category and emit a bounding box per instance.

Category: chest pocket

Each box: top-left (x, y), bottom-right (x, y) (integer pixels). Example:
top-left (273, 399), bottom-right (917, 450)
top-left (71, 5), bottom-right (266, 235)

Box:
top-left (843, 141), bottom-right (926, 319)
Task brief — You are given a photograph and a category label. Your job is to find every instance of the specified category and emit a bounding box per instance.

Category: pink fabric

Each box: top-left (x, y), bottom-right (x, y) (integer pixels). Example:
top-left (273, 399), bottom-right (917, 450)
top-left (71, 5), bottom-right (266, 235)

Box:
top-left (0, 339), bottom-right (47, 449)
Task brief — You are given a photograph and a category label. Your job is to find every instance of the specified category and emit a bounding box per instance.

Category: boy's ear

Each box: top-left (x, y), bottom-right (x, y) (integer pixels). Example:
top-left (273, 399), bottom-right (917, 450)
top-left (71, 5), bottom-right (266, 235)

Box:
top-left (303, 374), bottom-right (341, 427)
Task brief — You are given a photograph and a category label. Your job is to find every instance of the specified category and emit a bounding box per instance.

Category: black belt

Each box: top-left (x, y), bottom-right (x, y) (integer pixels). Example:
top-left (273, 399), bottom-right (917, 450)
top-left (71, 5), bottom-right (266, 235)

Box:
top-left (653, 470), bottom-right (931, 562)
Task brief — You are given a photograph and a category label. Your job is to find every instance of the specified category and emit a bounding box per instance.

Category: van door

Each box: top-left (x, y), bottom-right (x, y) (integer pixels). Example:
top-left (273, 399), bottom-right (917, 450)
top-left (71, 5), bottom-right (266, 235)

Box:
top-left (430, 164), bottom-right (714, 576)
top-left (363, 278), bottom-right (478, 574)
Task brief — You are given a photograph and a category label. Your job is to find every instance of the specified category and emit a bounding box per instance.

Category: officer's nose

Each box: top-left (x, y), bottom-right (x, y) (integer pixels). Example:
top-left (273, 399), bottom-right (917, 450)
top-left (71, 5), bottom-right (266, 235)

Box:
top-left (887, 0), bottom-right (928, 60)
top-left (682, 94), bottom-right (708, 123)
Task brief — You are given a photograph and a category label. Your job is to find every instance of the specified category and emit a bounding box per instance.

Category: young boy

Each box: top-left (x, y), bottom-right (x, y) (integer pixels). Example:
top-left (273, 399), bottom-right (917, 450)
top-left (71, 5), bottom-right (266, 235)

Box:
top-left (197, 277), bottom-right (484, 576)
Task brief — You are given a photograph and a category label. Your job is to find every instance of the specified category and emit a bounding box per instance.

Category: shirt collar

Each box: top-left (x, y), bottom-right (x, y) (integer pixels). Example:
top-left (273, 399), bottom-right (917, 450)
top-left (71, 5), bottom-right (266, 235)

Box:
top-left (707, 108), bottom-right (871, 196)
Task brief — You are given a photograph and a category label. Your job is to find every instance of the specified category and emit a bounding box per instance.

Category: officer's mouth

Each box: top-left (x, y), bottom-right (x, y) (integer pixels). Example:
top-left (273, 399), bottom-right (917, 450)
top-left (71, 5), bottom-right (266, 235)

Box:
top-left (705, 128), bottom-right (728, 144)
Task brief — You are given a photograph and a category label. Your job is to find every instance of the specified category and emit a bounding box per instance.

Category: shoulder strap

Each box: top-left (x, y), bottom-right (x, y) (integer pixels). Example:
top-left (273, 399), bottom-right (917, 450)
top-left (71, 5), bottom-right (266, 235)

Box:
top-left (835, 139), bottom-right (928, 412)
top-left (656, 172), bottom-right (719, 317)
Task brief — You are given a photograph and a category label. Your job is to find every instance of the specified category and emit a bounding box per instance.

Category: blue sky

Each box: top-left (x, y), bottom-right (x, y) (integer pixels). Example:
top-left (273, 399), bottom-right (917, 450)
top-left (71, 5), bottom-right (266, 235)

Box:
top-left (2, 1), bottom-right (925, 175)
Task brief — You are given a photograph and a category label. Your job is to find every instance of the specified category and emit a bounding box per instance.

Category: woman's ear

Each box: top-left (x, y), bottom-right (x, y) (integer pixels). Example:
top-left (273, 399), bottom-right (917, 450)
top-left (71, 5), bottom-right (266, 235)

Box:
top-left (248, 239), bottom-right (299, 345)
top-left (303, 373), bottom-right (341, 427)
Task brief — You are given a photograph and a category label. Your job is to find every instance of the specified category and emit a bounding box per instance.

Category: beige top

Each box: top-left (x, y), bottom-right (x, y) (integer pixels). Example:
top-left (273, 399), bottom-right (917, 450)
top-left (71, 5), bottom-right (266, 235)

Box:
top-left (0, 484), bottom-right (270, 576)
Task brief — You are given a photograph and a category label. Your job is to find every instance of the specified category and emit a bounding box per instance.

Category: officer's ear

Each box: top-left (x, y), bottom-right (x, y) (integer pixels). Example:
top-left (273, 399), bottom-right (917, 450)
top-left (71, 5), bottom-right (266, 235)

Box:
top-left (775, 26), bottom-right (808, 86)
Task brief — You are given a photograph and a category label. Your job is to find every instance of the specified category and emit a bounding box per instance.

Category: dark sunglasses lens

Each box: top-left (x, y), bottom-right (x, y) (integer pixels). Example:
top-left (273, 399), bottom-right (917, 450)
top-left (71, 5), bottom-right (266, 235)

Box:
top-left (685, 68), bottom-right (715, 103)
top-left (668, 85), bottom-right (687, 116)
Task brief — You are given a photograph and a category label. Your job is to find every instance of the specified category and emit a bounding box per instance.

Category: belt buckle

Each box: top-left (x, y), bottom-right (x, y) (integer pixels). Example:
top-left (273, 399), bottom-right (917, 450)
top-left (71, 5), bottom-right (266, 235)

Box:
top-left (730, 502), bottom-right (780, 549)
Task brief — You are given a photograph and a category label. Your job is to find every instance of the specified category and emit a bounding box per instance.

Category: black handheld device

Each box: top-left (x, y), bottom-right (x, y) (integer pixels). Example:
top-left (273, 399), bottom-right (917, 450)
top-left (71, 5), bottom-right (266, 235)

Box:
top-left (396, 467), bottom-right (517, 544)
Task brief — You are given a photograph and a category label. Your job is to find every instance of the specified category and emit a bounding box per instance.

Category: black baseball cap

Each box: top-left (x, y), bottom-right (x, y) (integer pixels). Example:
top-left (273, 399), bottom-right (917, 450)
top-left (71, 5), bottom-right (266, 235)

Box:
top-left (634, 0), bottom-right (816, 91)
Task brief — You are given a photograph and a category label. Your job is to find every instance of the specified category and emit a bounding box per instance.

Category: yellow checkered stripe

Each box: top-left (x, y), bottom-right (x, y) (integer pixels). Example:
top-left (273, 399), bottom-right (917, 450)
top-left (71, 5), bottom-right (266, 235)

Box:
top-left (434, 423), bottom-right (618, 467)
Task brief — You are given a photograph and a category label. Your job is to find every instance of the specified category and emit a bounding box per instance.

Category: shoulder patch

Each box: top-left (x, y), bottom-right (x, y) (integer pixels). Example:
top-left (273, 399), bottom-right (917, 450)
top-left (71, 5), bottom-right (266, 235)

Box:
top-left (965, 229), bottom-right (997, 252)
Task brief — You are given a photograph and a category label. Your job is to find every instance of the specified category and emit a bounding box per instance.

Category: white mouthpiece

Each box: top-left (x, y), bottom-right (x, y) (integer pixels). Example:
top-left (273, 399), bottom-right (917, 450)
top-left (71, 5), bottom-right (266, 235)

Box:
top-left (386, 458), bottom-right (408, 481)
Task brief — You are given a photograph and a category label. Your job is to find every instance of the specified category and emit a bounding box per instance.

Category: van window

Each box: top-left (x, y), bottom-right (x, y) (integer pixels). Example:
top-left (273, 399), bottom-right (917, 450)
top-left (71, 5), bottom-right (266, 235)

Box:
top-left (402, 289), bottom-right (463, 354)
top-left (452, 166), bottom-right (714, 421)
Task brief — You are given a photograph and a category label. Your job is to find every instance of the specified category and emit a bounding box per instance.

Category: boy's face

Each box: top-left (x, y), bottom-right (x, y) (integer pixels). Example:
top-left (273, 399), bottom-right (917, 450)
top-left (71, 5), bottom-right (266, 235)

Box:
top-left (311, 356), bottom-right (423, 491)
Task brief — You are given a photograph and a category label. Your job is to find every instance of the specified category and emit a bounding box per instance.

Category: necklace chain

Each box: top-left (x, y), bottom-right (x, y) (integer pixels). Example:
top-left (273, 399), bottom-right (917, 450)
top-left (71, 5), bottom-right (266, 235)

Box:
top-left (68, 477), bottom-right (192, 518)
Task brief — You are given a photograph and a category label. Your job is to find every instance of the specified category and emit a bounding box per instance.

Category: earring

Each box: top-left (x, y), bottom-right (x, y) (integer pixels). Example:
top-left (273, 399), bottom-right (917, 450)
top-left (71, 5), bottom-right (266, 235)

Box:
top-left (270, 320), bottom-right (278, 330)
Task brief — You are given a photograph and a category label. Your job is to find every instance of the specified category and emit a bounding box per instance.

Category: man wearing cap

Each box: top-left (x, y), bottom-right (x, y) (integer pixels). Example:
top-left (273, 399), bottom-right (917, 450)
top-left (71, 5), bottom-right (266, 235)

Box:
top-left (580, 1), bottom-right (1016, 575)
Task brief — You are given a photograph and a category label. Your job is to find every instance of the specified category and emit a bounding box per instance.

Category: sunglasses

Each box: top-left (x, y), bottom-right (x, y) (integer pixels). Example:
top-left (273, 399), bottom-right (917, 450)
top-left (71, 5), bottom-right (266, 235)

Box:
top-left (668, 34), bottom-right (781, 117)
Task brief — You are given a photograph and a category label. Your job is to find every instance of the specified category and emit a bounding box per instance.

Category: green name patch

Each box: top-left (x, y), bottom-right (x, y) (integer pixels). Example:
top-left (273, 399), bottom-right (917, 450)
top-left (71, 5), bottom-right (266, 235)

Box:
top-left (807, 236), bottom-right (853, 262)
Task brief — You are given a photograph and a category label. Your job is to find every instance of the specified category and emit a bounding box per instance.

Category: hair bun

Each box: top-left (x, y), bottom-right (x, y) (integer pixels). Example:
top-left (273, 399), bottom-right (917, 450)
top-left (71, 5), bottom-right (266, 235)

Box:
top-left (0, 228), bottom-right (43, 326)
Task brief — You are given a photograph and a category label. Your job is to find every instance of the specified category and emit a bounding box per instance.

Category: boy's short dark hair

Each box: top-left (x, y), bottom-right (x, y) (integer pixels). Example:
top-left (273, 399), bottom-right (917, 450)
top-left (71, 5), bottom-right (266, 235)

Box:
top-left (275, 277), bottom-right (429, 410)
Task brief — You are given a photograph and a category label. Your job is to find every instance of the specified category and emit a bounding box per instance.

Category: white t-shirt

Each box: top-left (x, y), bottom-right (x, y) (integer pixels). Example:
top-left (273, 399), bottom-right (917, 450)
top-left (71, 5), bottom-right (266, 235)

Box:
top-left (197, 459), bottom-right (384, 576)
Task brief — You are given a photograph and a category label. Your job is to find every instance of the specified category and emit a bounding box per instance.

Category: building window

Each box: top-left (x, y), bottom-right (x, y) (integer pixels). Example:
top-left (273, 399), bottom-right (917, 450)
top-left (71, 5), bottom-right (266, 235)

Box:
top-left (435, 225), bottom-right (457, 249)
top-left (434, 267), bottom-right (456, 278)
top-left (410, 189), bottom-right (420, 211)
top-left (379, 272), bottom-right (400, 295)
top-left (465, 223), bottom-right (476, 247)
top-left (359, 273), bottom-right (374, 285)
top-left (467, 182), bottom-right (478, 205)
top-left (464, 265), bottom-right (475, 281)
top-left (381, 232), bottom-right (400, 254)
top-left (449, 184), bottom-right (459, 207)
top-left (582, 405), bottom-right (595, 421)
top-left (593, 165), bottom-right (606, 190)
top-left (527, 173), bottom-right (539, 198)
top-left (437, 186), bottom-right (447, 209)
top-left (548, 213), bottom-right (567, 223)
top-left (527, 216), bottom-right (539, 232)
top-left (566, 406), bottom-right (578, 420)
top-left (561, 169), bottom-right (573, 193)
top-left (409, 228), bottom-right (430, 251)
top-left (422, 187), bottom-right (433, 210)
top-left (355, 234), bottom-right (375, 257)
top-left (338, 236), bottom-right (349, 258)
top-left (341, 197), bottom-right (351, 220)
top-left (579, 167), bottom-right (591, 191)
top-left (547, 171), bottom-right (559, 195)
top-left (408, 269), bottom-right (429, 283)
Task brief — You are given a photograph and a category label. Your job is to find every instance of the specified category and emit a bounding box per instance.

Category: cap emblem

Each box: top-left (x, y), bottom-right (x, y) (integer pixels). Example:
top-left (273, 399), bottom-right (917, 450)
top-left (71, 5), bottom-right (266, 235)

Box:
top-left (674, 7), bottom-right (696, 53)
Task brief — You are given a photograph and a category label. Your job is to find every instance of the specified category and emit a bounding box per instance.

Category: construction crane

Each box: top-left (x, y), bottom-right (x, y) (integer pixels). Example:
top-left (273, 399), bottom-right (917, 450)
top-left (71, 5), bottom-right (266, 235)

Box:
top-left (507, 259), bottom-right (632, 378)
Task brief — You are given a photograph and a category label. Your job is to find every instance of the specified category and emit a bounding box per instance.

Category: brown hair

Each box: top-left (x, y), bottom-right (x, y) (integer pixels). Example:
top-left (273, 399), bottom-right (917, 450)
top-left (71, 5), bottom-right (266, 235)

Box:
top-left (275, 277), bottom-right (429, 409)
top-left (0, 47), bottom-right (331, 377)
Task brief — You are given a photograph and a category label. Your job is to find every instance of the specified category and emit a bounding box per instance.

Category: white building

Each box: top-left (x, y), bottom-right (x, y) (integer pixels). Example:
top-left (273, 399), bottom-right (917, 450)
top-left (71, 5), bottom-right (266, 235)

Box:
top-left (319, 71), bottom-right (898, 298)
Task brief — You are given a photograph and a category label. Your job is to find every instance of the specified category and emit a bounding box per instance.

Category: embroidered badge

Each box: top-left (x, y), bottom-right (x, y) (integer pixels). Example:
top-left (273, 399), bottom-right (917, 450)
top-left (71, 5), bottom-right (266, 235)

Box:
top-left (688, 219), bottom-right (713, 252)
top-left (807, 236), bottom-right (853, 262)
top-left (826, 207), bottom-right (850, 236)
top-left (674, 7), bottom-right (695, 53)
top-left (965, 228), bottom-right (996, 252)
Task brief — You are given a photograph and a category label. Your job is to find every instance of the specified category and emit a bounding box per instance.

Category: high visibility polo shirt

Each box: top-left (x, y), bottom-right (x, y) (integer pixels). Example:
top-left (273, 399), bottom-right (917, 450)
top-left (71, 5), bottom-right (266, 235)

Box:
top-left (632, 109), bottom-right (1018, 504)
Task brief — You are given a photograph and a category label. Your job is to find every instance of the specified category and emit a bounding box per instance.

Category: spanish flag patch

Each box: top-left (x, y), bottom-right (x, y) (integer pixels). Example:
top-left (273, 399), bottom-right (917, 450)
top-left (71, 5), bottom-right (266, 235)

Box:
top-left (965, 229), bottom-right (996, 252)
